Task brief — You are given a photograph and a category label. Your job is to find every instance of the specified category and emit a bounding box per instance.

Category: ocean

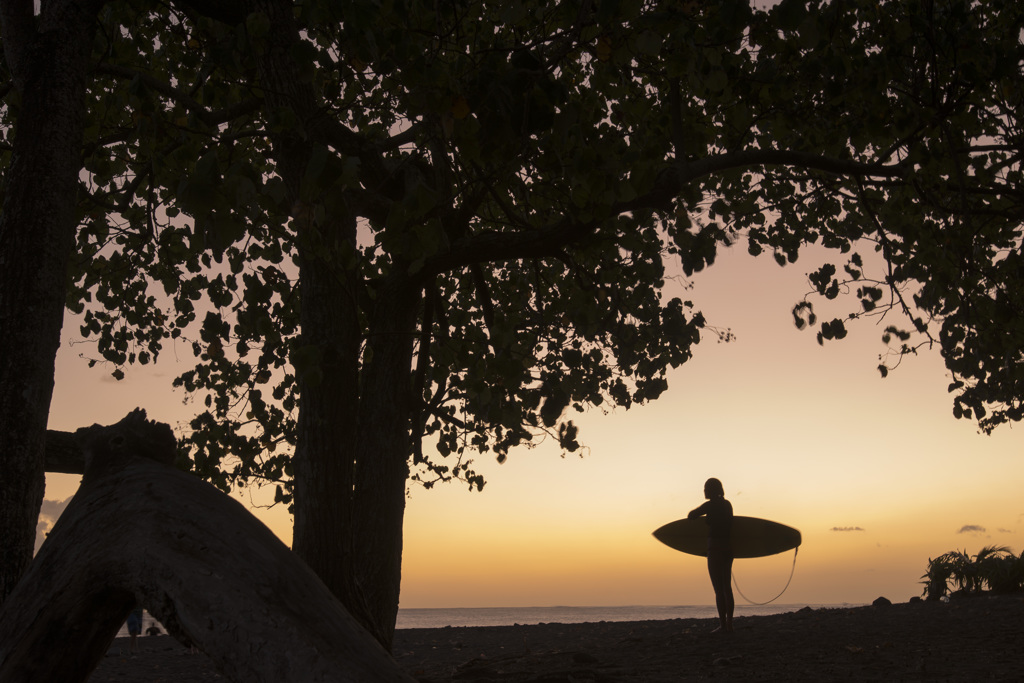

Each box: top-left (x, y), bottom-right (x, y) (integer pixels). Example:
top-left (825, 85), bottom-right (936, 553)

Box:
top-left (117, 603), bottom-right (861, 637)
top-left (394, 603), bottom-right (858, 630)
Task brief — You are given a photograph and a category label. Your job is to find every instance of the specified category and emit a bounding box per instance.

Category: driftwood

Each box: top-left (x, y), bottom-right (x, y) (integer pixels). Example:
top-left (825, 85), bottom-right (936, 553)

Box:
top-left (0, 409), bottom-right (414, 682)
top-left (41, 429), bottom-right (87, 475)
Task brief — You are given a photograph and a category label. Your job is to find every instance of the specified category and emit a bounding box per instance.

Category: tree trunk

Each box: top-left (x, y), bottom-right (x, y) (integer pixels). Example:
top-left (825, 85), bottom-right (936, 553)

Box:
top-left (246, 0), bottom-right (405, 646)
top-left (0, 411), bottom-right (415, 683)
top-left (0, 0), bottom-right (99, 603)
top-left (350, 281), bottom-right (422, 651)
top-left (290, 210), bottom-right (363, 631)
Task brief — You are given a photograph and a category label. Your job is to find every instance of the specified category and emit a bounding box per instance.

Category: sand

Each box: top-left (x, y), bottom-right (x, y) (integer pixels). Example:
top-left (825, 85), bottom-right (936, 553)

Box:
top-left (88, 594), bottom-right (1023, 681)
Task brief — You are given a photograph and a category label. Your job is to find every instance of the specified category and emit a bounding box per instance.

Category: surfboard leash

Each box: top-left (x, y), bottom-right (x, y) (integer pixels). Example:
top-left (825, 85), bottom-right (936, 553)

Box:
top-left (731, 546), bottom-right (799, 606)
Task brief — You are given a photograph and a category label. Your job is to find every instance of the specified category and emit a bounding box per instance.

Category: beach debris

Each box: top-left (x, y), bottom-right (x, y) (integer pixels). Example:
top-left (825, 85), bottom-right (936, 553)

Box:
top-left (452, 656), bottom-right (499, 679)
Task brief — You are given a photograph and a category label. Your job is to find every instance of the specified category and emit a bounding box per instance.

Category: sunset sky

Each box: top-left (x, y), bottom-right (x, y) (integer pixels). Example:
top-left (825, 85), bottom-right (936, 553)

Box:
top-left (43, 242), bottom-right (1023, 610)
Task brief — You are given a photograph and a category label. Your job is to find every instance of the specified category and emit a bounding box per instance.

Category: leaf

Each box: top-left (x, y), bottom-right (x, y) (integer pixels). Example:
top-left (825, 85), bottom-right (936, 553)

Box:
top-left (246, 11), bottom-right (271, 40)
top-left (450, 95), bottom-right (471, 120)
top-left (798, 15), bottom-right (821, 49)
top-left (304, 145), bottom-right (330, 190)
top-left (634, 29), bottom-right (662, 56)
top-left (705, 70), bottom-right (729, 93)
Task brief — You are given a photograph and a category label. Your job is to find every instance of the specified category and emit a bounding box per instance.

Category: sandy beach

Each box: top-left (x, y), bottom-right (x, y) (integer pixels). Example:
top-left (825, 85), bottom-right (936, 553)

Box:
top-left (88, 594), bottom-right (1023, 681)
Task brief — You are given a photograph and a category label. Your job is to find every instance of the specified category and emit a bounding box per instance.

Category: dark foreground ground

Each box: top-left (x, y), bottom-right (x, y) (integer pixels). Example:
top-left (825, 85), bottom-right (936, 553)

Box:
top-left (89, 594), bottom-right (1023, 681)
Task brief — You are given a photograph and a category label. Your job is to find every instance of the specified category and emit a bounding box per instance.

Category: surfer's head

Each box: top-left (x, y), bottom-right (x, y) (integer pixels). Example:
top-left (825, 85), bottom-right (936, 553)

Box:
top-left (704, 477), bottom-right (724, 499)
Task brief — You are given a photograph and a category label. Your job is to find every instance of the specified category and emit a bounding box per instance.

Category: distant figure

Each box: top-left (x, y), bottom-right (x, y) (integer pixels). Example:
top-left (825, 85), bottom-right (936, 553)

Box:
top-left (126, 607), bottom-right (144, 653)
top-left (146, 625), bottom-right (162, 636)
top-left (688, 478), bottom-right (734, 633)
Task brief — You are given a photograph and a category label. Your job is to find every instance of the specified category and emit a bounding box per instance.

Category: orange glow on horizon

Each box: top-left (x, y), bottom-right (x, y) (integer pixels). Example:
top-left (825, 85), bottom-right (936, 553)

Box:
top-left (44, 245), bottom-right (1024, 611)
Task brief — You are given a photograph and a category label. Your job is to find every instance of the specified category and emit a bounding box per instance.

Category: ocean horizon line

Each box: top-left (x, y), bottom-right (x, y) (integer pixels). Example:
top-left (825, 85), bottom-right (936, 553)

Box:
top-left (394, 602), bottom-right (864, 630)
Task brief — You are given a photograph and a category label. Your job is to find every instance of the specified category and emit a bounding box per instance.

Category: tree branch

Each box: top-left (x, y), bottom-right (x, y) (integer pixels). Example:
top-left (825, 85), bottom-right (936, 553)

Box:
top-left (170, 0), bottom-right (248, 25)
top-left (409, 282), bottom-right (436, 467)
top-left (94, 63), bottom-right (263, 127)
top-left (424, 149), bottom-right (908, 274)
top-left (628, 148), bottom-right (907, 214)
top-left (0, 0), bottom-right (35, 89)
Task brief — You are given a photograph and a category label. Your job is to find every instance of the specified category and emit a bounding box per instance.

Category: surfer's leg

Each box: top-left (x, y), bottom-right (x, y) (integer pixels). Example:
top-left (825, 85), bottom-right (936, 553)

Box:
top-left (707, 552), bottom-right (733, 632)
top-left (723, 554), bottom-right (734, 630)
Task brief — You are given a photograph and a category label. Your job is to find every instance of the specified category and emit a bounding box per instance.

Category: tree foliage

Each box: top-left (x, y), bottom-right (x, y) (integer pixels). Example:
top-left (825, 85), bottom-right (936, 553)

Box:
top-left (48, 0), bottom-right (1024, 484)
top-left (4, 0), bottom-right (1024, 647)
top-left (779, 0), bottom-right (1024, 432)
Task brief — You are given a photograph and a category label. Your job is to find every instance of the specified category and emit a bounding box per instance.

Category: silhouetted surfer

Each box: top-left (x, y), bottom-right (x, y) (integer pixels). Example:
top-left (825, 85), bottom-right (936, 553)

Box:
top-left (688, 478), bottom-right (734, 633)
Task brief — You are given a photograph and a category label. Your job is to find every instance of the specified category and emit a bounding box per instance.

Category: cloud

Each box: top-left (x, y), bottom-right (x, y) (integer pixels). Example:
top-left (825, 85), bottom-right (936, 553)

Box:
top-left (39, 498), bottom-right (71, 518)
top-left (830, 526), bottom-right (865, 532)
top-left (34, 497), bottom-right (73, 555)
top-left (957, 524), bottom-right (986, 535)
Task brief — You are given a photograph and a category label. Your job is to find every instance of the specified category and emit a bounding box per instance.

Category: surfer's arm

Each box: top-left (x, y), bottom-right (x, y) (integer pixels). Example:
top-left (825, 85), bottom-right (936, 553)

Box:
top-left (687, 501), bottom-right (709, 519)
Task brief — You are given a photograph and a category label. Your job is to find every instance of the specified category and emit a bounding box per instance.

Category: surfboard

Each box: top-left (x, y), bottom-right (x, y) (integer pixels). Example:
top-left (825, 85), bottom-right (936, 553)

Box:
top-left (653, 516), bottom-right (801, 559)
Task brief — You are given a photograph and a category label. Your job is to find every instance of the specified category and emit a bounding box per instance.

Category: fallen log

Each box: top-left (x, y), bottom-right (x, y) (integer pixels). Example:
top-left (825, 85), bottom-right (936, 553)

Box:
top-left (0, 409), bottom-right (414, 682)
top-left (42, 429), bottom-right (86, 475)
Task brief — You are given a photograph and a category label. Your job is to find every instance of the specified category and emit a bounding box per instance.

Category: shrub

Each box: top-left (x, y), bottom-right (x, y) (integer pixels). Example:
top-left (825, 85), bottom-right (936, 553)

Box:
top-left (922, 546), bottom-right (1024, 599)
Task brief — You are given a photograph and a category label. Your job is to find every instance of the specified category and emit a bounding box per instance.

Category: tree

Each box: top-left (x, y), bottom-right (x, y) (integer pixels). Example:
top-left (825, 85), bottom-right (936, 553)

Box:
top-left (3, 0), bottom-right (1023, 651)
top-left (0, 0), bottom-right (103, 601)
top-left (0, 0), bottom-right (267, 605)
